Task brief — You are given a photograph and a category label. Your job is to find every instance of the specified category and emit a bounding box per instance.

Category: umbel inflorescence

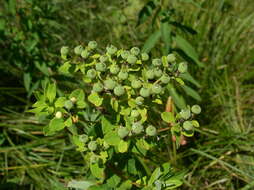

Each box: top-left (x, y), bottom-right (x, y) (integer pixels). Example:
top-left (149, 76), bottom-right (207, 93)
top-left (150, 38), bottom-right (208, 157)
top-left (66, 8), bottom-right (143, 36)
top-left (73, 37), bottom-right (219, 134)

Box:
top-left (30, 41), bottom-right (201, 188)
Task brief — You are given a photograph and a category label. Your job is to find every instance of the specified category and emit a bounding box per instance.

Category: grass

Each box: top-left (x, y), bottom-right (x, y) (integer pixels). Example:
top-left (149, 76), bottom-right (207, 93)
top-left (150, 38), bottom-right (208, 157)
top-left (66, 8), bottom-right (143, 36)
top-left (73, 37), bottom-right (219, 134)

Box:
top-left (172, 0), bottom-right (254, 189)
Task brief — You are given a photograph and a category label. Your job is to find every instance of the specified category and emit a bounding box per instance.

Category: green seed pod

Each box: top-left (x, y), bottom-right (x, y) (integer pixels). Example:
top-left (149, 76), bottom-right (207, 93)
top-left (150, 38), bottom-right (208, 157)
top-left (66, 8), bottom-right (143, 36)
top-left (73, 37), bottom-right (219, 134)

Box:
top-left (151, 84), bottom-right (162, 94)
top-left (152, 58), bottom-right (162, 66)
top-left (127, 55), bottom-right (137, 64)
top-left (131, 109), bottom-right (140, 118)
top-left (100, 55), bottom-right (108, 63)
top-left (110, 64), bottom-right (120, 74)
top-left (88, 141), bottom-right (97, 151)
top-left (135, 96), bottom-right (144, 105)
top-left (130, 47), bottom-right (140, 56)
top-left (95, 62), bottom-right (107, 72)
top-left (81, 49), bottom-right (90, 59)
top-left (167, 54), bottom-right (176, 63)
top-left (90, 154), bottom-right (99, 164)
top-left (79, 134), bottom-right (89, 143)
top-left (141, 53), bottom-right (149, 61)
top-left (191, 105), bottom-right (201, 114)
top-left (60, 46), bottom-right (69, 55)
top-left (146, 70), bottom-right (155, 80)
top-left (118, 71), bottom-right (128, 80)
top-left (160, 74), bottom-right (170, 84)
top-left (183, 121), bottom-right (193, 131)
top-left (64, 100), bottom-right (73, 110)
top-left (88, 41), bottom-right (97, 49)
top-left (106, 45), bottom-right (117, 55)
top-left (132, 122), bottom-right (144, 134)
top-left (178, 62), bottom-right (188, 73)
top-left (114, 85), bottom-right (125, 96)
top-left (87, 69), bottom-right (97, 79)
top-left (121, 50), bottom-right (130, 60)
top-left (104, 79), bottom-right (116, 90)
top-left (70, 97), bottom-right (77, 104)
top-left (154, 68), bottom-right (163, 78)
top-left (179, 108), bottom-right (191, 120)
top-left (146, 125), bottom-right (157, 136)
top-left (131, 79), bottom-right (142, 89)
top-left (55, 111), bottom-right (62, 119)
top-left (74, 45), bottom-right (83, 55)
top-left (93, 82), bottom-right (104, 93)
top-left (140, 87), bottom-right (150, 98)
top-left (118, 127), bottom-right (129, 139)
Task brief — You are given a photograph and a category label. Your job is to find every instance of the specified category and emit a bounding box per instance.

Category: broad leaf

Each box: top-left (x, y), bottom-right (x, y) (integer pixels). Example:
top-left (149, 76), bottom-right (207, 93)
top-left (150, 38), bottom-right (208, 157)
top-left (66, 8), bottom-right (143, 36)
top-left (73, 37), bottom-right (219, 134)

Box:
top-left (142, 30), bottom-right (161, 53)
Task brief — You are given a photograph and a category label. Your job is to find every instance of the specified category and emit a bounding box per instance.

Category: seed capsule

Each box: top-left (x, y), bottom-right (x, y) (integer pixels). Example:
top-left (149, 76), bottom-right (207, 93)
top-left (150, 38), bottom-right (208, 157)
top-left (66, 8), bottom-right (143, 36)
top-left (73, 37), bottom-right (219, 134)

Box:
top-left (151, 84), bottom-right (162, 94)
top-left (160, 74), bottom-right (170, 84)
top-left (55, 111), bottom-right (62, 119)
top-left (130, 47), bottom-right (140, 56)
top-left (104, 79), bottom-right (116, 90)
top-left (95, 62), bottom-right (107, 72)
top-left (74, 45), bottom-right (83, 55)
top-left (141, 53), bottom-right (149, 61)
top-left (88, 41), bottom-right (97, 49)
top-left (146, 125), bottom-right (157, 136)
top-left (88, 141), bottom-right (97, 151)
top-left (178, 62), bottom-right (188, 73)
top-left (180, 108), bottom-right (191, 120)
top-left (183, 121), bottom-right (193, 131)
top-left (118, 127), bottom-right (129, 139)
top-left (118, 71), bottom-right (128, 80)
top-left (87, 69), bottom-right (97, 79)
top-left (132, 122), bottom-right (144, 134)
top-left (167, 54), bottom-right (176, 63)
top-left (191, 105), bottom-right (201, 114)
top-left (131, 79), bottom-right (142, 89)
top-left (127, 55), bottom-right (137, 64)
top-left (140, 87), bottom-right (150, 98)
top-left (114, 85), bottom-right (125, 96)
top-left (93, 82), bottom-right (104, 93)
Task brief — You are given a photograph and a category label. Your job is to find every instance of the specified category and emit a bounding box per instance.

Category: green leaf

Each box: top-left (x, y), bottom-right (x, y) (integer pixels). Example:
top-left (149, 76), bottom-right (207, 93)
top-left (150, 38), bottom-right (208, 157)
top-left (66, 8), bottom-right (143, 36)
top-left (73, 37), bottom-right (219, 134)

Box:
top-left (90, 163), bottom-right (105, 179)
top-left (161, 112), bottom-right (175, 123)
top-left (104, 130), bottom-right (121, 146)
top-left (167, 84), bottom-right (186, 109)
top-left (118, 140), bottom-right (129, 153)
top-left (173, 35), bottom-right (204, 67)
top-left (142, 30), bottom-right (161, 53)
top-left (88, 92), bottom-right (103, 107)
top-left (65, 117), bottom-right (72, 127)
top-left (180, 72), bottom-right (201, 88)
top-left (175, 78), bottom-right (185, 85)
top-left (55, 97), bottom-right (67, 107)
top-left (59, 61), bottom-right (71, 74)
top-left (101, 117), bottom-right (114, 135)
top-left (148, 168), bottom-right (161, 186)
top-left (181, 85), bottom-right (201, 101)
top-left (110, 98), bottom-right (119, 112)
top-left (164, 179), bottom-right (183, 189)
top-left (106, 175), bottom-right (121, 188)
top-left (70, 89), bottom-right (85, 102)
top-left (49, 118), bottom-right (65, 132)
top-left (23, 72), bottom-right (31, 91)
top-left (139, 108), bottom-right (147, 123)
top-left (67, 180), bottom-right (95, 189)
top-left (47, 83), bottom-right (56, 103)
top-left (161, 22), bottom-right (172, 54)
top-left (118, 180), bottom-right (132, 190)
top-left (77, 101), bottom-right (87, 109)
top-left (72, 135), bottom-right (85, 152)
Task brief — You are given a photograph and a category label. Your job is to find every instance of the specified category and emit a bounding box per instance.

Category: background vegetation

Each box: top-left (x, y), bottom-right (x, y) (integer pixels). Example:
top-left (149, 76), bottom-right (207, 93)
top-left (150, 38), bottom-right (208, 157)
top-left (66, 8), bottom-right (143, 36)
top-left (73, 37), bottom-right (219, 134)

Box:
top-left (0, 0), bottom-right (253, 189)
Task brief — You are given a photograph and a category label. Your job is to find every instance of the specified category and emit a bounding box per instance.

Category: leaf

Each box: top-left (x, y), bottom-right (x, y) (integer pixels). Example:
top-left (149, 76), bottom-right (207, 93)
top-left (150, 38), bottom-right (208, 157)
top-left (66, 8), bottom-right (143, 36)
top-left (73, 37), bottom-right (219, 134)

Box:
top-left (142, 30), bottom-right (161, 53)
top-left (148, 168), bottom-right (161, 186)
top-left (67, 180), bottom-right (95, 189)
top-left (88, 92), bottom-right (103, 107)
top-left (59, 61), bottom-right (71, 74)
top-left (164, 179), bottom-right (183, 189)
top-left (167, 84), bottom-right (186, 109)
top-left (104, 130), bottom-right (121, 146)
top-left (173, 35), bottom-right (204, 67)
top-left (181, 85), bottom-right (201, 101)
top-left (139, 108), bottom-right (147, 123)
top-left (161, 112), bottom-right (175, 123)
top-left (118, 140), bottom-right (129, 153)
top-left (101, 117), bottom-right (114, 135)
top-left (49, 118), bottom-right (65, 132)
top-left (65, 117), bottom-right (72, 127)
top-left (70, 89), bottom-right (85, 102)
top-left (175, 78), bottom-right (185, 85)
top-left (137, 1), bottom-right (156, 26)
top-left (118, 180), bottom-right (132, 190)
top-left (23, 72), bottom-right (31, 91)
top-left (90, 163), bottom-right (105, 179)
top-left (106, 175), bottom-right (121, 188)
top-left (161, 22), bottom-right (172, 54)
top-left (110, 98), bottom-right (119, 111)
top-left (72, 135), bottom-right (85, 152)
top-left (46, 83), bottom-right (56, 103)
top-left (55, 97), bottom-right (67, 107)
top-left (180, 72), bottom-right (201, 88)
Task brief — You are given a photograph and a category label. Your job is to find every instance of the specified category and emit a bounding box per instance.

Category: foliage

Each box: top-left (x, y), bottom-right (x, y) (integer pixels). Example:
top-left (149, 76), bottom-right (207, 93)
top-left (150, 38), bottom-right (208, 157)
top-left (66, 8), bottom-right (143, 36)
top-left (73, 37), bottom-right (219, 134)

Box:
top-left (30, 43), bottom-right (201, 189)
